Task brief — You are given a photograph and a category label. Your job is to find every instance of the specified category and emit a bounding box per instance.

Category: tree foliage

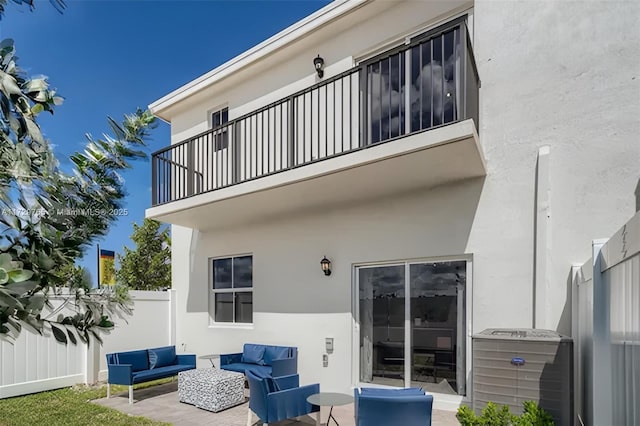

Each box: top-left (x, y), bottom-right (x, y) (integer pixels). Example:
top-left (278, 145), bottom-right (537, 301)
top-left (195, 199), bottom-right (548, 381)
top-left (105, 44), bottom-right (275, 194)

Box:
top-left (0, 27), bottom-right (157, 344)
top-left (53, 262), bottom-right (92, 292)
top-left (0, 0), bottom-right (65, 18)
top-left (117, 219), bottom-right (171, 291)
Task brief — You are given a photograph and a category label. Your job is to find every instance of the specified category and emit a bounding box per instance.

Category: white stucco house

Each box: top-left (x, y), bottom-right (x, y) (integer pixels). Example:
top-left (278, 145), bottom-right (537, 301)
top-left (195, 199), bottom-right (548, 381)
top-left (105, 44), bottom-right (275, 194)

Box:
top-left (146, 0), bottom-right (639, 412)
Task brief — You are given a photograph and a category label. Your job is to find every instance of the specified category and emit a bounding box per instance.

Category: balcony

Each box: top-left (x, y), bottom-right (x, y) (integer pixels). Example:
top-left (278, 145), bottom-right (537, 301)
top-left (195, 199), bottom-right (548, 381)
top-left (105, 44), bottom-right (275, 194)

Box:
top-left (148, 21), bottom-right (484, 229)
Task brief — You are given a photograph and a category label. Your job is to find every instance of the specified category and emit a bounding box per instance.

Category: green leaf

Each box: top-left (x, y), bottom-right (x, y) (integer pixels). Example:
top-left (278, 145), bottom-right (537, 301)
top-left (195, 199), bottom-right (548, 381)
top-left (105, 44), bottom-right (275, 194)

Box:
top-left (0, 289), bottom-right (23, 310)
top-left (0, 268), bottom-right (8, 285)
top-left (0, 253), bottom-right (13, 270)
top-left (37, 251), bottom-right (55, 271)
top-left (0, 70), bottom-right (21, 95)
top-left (31, 103), bottom-right (44, 115)
top-left (66, 328), bottom-right (77, 345)
top-left (50, 325), bottom-right (67, 344)
top-left (26, 292), bottom-right (45, 312)
top-left (3, 280), bottom-right (38, 295)
top-left (89, 329), bottom-right (103, 345)
top-left (8, 269), bottom-right (34, 283)
top-left (25, 118), bottom-right (44, 144)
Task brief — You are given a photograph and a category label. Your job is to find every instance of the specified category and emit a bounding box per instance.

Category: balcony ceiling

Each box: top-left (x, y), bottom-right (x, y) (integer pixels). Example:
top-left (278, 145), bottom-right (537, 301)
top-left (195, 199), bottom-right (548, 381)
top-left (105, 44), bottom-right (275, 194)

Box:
top-left (146, 119), bottom-right (485, 231)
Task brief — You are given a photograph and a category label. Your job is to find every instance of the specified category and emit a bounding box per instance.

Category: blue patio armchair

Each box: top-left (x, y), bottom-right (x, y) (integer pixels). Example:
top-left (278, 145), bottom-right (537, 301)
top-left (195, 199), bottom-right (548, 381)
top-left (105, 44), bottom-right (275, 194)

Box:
top-left (354, 387), bottom-right (434, 426)
top-left (246, 370), bottom-right (319, 426)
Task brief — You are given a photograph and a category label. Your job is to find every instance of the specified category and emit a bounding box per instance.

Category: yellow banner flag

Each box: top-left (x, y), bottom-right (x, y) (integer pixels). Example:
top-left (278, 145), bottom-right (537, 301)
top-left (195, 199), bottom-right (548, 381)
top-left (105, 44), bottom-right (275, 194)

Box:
top-left (99, 249), bottom-right (116, 286)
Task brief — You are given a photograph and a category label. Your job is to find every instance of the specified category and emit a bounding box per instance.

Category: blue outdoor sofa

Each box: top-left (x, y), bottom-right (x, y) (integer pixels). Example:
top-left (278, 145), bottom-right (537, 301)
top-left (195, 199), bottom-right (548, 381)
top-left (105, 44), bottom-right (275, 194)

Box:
top-left (354, 387), bottom-right (434, 426)
top-left (220, 343), bottom-right (297, 377)
top-left (106, 345), bottom-right (195, 404)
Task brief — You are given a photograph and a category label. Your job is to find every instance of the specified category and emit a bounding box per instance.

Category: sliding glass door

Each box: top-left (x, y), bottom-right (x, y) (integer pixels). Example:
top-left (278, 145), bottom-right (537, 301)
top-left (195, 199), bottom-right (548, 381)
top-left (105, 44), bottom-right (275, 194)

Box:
top-left (358, 265), bottom-right (406, 387)
top-left (357, 260), bottom-right (467, 395)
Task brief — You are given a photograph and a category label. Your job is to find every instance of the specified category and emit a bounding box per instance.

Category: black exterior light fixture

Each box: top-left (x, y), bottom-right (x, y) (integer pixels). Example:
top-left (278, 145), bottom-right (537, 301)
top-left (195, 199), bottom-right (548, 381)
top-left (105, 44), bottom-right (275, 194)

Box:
top-left (314, 55), bottom-right (325, 78)
top-left (320, 256), bottom-right (332, 276)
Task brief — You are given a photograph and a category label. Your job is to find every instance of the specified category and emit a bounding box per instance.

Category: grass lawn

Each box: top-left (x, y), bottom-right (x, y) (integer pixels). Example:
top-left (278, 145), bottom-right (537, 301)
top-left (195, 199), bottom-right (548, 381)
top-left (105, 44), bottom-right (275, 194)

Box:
top-left (0, 379), bottom-right (172, 426)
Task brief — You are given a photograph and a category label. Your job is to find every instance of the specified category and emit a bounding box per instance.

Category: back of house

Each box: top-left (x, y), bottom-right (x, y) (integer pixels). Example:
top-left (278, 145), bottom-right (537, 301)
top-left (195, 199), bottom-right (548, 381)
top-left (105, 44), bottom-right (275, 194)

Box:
top-left (146, 0), bottom-right (639, 421)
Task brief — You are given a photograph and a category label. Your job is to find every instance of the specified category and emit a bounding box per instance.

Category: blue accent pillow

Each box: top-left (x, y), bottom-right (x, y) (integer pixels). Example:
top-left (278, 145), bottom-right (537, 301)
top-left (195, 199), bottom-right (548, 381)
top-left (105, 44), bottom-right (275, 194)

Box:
top-left (115, 350), bottom-right (149, 372)
top-left (150, 346), bottom-right (176, 368)
top-left (148, 351), bottom-right (158, 369)
top-left (263, 346), bottom-right (290, 366)
top-left (249, 369), bottom-right (280, 393)
top-left (360, 387), bottom-right (424, 396)
top-left (242, 344), bottom-right (266, 365)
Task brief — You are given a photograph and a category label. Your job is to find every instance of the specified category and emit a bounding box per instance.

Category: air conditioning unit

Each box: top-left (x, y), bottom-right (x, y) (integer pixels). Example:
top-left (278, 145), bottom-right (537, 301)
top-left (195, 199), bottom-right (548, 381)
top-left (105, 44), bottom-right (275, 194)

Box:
top-left (472, 329), bottom-right (573, 425)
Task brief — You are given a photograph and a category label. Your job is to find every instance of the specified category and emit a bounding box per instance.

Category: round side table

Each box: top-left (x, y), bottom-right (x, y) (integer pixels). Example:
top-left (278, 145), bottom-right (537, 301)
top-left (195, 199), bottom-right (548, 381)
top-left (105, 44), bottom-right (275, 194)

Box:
top-left (198, 354), bottom-right (220, 368)
top-left (307, 392), bottom-right (354, 426)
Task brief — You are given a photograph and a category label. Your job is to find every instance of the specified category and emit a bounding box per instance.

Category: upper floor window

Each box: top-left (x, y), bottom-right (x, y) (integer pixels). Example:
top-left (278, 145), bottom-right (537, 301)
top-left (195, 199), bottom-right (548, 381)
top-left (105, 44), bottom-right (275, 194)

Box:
top-left (211, 107), bottom-right (229, 151)
top-left (211, 254), bottom-right (252, 323)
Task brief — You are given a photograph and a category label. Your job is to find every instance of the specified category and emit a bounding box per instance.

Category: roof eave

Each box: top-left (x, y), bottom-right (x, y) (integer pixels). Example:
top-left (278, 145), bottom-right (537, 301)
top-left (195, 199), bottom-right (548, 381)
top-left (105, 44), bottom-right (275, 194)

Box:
top-left (148, 0), bottom-right (370, 121)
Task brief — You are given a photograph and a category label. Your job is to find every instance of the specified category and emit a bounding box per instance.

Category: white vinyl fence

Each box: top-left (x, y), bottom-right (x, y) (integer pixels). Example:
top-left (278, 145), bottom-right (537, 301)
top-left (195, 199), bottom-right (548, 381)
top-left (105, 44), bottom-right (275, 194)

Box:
top-left (0, 290), bottom-right (175, 399)
top-left (573, 212), bottom-right (640, 426)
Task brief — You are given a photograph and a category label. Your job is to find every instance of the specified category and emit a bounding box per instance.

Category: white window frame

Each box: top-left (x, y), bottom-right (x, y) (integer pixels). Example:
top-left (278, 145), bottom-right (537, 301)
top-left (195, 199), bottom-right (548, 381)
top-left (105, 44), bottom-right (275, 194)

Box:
top-left (209, 106), bottom-right (229, 152)
top-left (209, 253), bottom-right (253, 325)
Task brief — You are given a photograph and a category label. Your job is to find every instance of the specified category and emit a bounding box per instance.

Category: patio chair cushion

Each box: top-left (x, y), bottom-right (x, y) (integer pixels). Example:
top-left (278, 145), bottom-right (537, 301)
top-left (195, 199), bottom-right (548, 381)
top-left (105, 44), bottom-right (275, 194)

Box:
top-left (148, 346), bottom-right (176, 369)
top-left (223, 362), bottom-right (272, 376)
top-left (360, 387), bottom-right (424, 396)
top-left (242, 344), bottom-right (266, 365)
top-left (112, 349), bottom-right (149, 372)
top-left (132, 364), bottom-right (193, 383)
top-left (247, 368), bottom-right (281, 393)
top-left (263, 346), bottom-right (290, 366)
top-left (354, 387), bottom-right (433, 426)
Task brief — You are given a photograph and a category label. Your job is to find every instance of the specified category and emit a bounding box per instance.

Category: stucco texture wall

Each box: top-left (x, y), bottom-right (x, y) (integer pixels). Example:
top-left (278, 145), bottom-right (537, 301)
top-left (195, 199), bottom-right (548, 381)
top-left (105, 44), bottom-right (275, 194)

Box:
top-left (471, 0), bottom-right (640, 334)
top-left (172, 179), bottom-right (482, 392)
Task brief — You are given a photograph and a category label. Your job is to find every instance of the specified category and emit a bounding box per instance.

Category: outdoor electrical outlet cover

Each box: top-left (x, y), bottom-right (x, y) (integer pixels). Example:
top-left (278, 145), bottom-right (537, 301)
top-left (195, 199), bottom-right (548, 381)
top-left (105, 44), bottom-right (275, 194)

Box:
top-left (325, 337), bottom-right (334, 353)
top-left (323, 354), bottom-right (328, 367)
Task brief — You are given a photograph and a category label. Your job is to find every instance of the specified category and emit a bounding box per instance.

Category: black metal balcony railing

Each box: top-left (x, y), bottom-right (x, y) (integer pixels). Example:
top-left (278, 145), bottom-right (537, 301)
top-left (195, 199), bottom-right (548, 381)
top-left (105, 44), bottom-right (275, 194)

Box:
top-left (152, 20), bottom-right (479, 206)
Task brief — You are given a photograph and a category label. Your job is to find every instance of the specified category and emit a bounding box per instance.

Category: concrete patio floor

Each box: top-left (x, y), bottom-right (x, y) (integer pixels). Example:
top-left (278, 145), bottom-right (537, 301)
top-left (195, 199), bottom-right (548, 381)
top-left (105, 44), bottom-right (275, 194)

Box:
top-left (94, 381), bottom-right (459, 426)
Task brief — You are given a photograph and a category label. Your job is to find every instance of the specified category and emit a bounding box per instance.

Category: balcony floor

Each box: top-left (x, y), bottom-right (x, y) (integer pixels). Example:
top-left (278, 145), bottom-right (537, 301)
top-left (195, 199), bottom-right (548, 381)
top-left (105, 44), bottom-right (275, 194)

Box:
top-left (147, 119), bottom-right (484, 231)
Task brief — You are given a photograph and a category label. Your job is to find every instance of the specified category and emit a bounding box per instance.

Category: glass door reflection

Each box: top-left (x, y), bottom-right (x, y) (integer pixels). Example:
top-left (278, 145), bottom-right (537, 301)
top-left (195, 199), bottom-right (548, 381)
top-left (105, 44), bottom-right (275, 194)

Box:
top-left (358, 265), bottom-right (405, 387)
top-left (410, 261), bottom-right (465, 395)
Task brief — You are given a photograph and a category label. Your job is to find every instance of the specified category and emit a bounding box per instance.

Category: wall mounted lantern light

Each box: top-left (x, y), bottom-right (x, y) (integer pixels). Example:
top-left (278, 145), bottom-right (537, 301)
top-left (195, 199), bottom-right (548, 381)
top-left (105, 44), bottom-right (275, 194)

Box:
top-left (314, 55), bottom-right (325, 78)
top-left (320, 256), bottom-right (332, 276)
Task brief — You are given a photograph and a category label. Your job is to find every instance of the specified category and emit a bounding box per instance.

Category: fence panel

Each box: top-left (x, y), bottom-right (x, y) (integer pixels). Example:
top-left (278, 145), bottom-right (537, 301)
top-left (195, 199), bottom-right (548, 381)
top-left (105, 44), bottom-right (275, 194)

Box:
top-left (0, 292), bottom-right (87, 399)
top-left (98, 290), bottom-right (173, 379)
top-left (0, 289), bottom-right (174, 399)
top-left (575, 212), bottom-right (640, 426)
top-left (606, 253), bottom-right (640, 426)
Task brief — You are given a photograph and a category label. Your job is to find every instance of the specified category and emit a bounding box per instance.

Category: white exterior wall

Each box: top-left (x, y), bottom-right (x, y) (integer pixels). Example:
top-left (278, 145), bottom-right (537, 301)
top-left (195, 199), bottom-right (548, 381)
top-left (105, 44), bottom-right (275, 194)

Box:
top-left (472, 0), bottom-right (640, 334)
top-left (164, 0), bottom-right (640, 408)
top-left (173, 180), bottom-right (482, 395)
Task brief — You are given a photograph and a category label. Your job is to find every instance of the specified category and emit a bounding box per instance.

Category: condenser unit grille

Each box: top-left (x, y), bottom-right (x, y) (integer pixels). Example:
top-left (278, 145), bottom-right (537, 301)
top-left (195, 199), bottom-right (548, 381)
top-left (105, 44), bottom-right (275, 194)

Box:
top-left (472, 329), bottom-right (573, 425)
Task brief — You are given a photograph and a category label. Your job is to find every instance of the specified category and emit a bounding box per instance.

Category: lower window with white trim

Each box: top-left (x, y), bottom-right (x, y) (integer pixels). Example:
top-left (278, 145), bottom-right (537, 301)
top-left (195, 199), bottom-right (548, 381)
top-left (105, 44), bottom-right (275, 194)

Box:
top-left (210, 255), bottom-right (253, 324)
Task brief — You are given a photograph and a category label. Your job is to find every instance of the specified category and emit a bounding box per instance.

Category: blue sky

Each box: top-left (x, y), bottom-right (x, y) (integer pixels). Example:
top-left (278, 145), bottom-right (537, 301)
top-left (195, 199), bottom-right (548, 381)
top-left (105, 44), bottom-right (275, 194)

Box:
top-left (1, 0), bottom-right (330, 285)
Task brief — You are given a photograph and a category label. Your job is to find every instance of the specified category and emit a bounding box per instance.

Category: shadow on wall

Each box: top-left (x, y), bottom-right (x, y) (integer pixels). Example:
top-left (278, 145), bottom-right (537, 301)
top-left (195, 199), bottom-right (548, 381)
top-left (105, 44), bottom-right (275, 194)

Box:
top-left (185, 229), bottom-right (207, 314)
top-left (555, 270), bottom-right (573, 337)
top-left (538, 341), bottom-right (574, 426)
top-left (184, 176), bottom-right (486, 316)
top-left (635, 178), bottom-right (640, 213)
top-left (263, 176), bottom-right (486, 316)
